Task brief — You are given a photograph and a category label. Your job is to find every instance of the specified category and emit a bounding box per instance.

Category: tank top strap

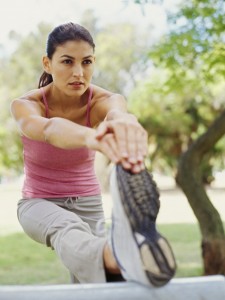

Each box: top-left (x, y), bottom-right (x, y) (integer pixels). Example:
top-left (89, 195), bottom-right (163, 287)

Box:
top-left (86, 85), bottom-right (93, 127)
top-left (40, 88), bottom-right (50, 118)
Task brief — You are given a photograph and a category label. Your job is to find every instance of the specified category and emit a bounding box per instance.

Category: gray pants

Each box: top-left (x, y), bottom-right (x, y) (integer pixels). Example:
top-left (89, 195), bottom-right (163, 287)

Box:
top-left (17, 196), bottom-right (107, 283)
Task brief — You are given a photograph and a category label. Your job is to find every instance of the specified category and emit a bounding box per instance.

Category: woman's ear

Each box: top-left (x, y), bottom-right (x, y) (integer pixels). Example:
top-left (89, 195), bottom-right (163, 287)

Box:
top-left (42, 56), bottom-right (51, 74)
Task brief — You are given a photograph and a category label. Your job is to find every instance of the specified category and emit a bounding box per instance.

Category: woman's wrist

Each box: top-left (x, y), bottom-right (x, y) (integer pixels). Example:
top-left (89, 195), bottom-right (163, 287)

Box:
top-left (84, 128), bottom-right (98, 150)
top-left (106, 109), bottom-right (137, 123)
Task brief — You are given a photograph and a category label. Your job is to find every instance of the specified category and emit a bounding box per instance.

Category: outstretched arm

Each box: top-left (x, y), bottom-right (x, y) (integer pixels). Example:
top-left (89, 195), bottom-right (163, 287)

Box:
top-left (10, 96), bottom-right (122, 164)
top-left (92, 92), bottom-right (148, 173)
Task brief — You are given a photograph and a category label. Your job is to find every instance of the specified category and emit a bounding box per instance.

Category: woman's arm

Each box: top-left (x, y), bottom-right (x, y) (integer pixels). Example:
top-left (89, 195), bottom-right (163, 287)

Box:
top-left (10, 97), bottom-right (120, 164)
top-left (91, 91), bottom-right (148, 173)
top-left (10, 98), bottom-right (95, 148)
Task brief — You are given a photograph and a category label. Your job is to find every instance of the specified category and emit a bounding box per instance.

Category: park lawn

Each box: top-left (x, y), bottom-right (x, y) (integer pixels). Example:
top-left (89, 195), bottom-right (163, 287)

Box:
top-left (0, 223), bottom-right (203, 285)
top-left (0, 233), bottom-right (69, 284)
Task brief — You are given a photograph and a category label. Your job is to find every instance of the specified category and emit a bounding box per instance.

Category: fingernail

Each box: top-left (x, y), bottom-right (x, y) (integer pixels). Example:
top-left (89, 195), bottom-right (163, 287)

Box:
top-left (129, 157), bottom-right (137, 164)
top-left (122, 162), bottom-right (131, 169)
top-left (137, 155), bottom-right (143, 162)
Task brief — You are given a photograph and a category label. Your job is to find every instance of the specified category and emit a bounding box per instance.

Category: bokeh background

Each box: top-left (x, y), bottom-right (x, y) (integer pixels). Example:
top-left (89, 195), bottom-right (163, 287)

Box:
top-left (0, 0), bottom-right (224, 284)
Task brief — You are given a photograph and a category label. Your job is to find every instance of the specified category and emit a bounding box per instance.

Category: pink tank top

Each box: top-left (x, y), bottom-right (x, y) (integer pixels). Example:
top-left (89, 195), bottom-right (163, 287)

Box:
top-left (22, 86), bottom-right (101, 199)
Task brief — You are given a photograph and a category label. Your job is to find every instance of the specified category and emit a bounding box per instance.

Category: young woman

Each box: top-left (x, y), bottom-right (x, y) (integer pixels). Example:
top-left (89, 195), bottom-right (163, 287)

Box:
top-left (11, 23), bottom-right (176, 285)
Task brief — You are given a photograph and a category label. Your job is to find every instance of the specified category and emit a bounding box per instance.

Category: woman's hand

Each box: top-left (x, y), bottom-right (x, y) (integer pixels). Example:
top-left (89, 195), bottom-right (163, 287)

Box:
top-left (95, 114), bottom-right (148, 173)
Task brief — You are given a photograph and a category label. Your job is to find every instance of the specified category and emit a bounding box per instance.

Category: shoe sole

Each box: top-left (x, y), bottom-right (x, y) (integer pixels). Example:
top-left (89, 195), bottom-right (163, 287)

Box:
top-left (116, 164), bottom-right (176, 287)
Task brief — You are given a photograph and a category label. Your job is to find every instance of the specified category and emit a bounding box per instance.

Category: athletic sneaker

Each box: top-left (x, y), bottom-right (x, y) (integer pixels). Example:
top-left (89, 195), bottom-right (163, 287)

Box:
top-left (109, 164), bottom-right (176, 287)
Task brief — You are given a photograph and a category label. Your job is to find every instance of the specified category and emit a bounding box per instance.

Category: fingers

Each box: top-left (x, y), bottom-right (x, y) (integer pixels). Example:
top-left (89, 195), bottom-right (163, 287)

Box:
top-left (130, 161), bottom-right (145, 173)
top-left (125, 125), bottom-right (148, 165)
top-left (95, 134), bottom-right (146, 173)
top-left (95, 122), bottom-right (109, 139)
top-left (97, 133), bottom-right (120, 164)
top-left (137, 128), bottom-right (148, 158)
top-left (126, 123), bottom-right (139, 164)
top-left (95, 118), bottom-right (148, 173)
top-left (102, 120), bottom-right (147, 162)
top-left (120, 158), bottom-right (145, 173)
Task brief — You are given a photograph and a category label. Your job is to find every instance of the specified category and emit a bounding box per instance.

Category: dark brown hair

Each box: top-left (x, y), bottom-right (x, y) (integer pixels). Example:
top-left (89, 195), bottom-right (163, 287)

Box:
top-left (38, 23), bottom-right (95, 88)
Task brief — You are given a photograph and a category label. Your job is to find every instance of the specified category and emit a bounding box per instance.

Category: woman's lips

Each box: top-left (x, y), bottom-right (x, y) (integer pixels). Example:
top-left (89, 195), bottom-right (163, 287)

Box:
top-left (69, 82), bottom-right (84, 88)
top-left (69, 81), bottom-right (84, 86)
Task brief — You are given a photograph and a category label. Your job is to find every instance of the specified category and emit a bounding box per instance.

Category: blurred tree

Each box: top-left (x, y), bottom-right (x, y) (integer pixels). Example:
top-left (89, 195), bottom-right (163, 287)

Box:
top-left (0, 22), bottom-right (53, 175)
top-left (81, 9), bottom-right (152, 96)
top-left (80, 8), bottom-right (100, 38)
top-left (129, 69), bottom-right (225, 178)
top-left (131, 0), bottom-right (225, 275)
top-left (94, 22), bottom-right (151, 96)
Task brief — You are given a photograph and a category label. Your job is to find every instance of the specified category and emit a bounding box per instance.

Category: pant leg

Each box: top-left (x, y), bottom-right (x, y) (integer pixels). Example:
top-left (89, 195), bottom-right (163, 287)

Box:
top-left (68, 195), bottom-right (107, 237)
top-left (17, 198), bottom-right (107, 283)
top-left (64, 196), bottom-right (125, 283)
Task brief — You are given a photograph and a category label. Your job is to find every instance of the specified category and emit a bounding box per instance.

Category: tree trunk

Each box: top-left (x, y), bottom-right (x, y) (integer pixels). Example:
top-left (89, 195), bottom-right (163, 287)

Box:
top-left (202, 238), bottom-right (225, 275)
top-left (176, 109), bottom-right (225, 275)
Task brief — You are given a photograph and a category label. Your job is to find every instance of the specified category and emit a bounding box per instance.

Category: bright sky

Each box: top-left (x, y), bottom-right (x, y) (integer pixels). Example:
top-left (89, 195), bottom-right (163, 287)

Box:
top-left (0, 0), bottom-right (175, 54)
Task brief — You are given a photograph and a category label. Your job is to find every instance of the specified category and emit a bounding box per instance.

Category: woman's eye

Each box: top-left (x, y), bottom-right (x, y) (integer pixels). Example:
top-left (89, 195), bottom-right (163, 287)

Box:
top-left (83, 59), bottom-right (92, 65)
top-left (63, 59), bottom-right (72, 64)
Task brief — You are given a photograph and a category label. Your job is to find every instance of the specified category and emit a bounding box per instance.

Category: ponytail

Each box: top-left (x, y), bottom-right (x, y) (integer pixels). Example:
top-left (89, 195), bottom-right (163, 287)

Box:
top-left (38, 71), bottom-right (53, 88)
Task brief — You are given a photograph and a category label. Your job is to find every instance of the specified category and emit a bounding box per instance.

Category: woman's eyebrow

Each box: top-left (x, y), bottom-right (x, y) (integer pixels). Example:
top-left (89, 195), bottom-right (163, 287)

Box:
top-left (83, 55), bottom-right (94, 59)
top-left (60, 54), bottom-right (94, 59)
top-left (60, 54), bottom-right (74, 59)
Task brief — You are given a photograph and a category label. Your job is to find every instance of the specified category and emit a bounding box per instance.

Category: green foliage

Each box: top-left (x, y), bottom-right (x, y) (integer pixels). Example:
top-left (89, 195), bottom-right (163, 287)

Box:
top-left (129, 0), bottom-right (225, 179)
top-left (94, 22), bottom-right (149, 95)
top-left (158, 0), bottom-right (225, 81)
top-left (0, 23), bottom-right (53, 176)
top-left (5, 22), bottom-right (52, 97)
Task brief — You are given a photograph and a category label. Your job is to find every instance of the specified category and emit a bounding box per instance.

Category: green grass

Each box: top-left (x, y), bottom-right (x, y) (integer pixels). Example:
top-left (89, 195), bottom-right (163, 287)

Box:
top-left (0, 223), bottom-right (204, 284)
top-left (159, 223), bottom-right (203, 278)
top-left (0, 233), bottom-right (69, 284)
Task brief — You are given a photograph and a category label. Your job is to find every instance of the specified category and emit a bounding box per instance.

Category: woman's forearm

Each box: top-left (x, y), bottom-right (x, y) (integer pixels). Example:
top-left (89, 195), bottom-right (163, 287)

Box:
top-left (43, 117), bottom-right (96, 149)
top-left (105, 109), bottom-right (137, 122)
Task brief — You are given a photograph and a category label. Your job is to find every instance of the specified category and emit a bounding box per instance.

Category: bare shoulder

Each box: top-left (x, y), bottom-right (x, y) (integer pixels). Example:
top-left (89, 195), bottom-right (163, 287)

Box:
top-left (19, 88), bottom-right (43, 101)
top-left (91, 84), bottom-right (126, 107)
top-left (90, 85), bottom-right (127, 126)
top-left (11, 88), bottom-right (45, 116)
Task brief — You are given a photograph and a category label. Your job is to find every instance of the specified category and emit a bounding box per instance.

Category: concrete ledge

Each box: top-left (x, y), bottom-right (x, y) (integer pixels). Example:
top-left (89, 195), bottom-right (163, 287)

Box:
top-left (0, 276), bottom-right (224, 300)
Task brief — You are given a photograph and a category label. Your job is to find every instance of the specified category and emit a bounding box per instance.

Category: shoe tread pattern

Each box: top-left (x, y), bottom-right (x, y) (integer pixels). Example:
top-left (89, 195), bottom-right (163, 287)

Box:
top-left (116, 164), bottom-right (160, 235)
top-left (116, 164), bottom-right (176, 286)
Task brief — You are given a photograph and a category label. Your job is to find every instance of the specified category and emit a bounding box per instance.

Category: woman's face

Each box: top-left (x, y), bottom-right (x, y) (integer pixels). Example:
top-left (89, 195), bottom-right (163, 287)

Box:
top-left (43, 40), bottom-right (95, 96)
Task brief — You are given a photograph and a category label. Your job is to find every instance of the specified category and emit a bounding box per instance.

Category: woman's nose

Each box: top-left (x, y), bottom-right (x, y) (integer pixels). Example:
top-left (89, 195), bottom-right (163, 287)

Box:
top-left (72, 64), bottom-right (83, 77)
